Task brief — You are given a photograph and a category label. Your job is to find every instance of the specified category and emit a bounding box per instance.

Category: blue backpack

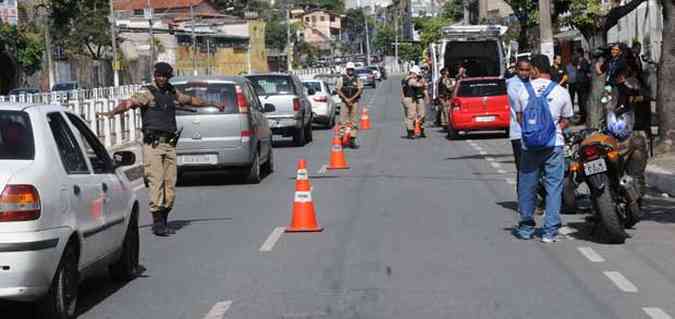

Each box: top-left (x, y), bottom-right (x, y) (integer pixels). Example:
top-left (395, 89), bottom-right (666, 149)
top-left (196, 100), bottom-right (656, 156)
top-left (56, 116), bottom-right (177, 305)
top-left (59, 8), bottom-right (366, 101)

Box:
top-left (521, 81), bottom-right (557, 150)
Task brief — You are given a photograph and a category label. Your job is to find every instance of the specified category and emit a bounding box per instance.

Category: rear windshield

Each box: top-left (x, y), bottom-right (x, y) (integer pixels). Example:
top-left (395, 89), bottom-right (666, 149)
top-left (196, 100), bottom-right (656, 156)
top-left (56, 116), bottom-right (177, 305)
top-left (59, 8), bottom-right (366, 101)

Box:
top-left (246, 75), bottom-right (296, 96)
top-left (0, 111), bottom-right (35, 160)
top-left (52, 83), bottom-right (76, 91)
top-left (173, 82), bottom-right (238, 115)
top-left (355, 69), bottom-right (370, 75)
top-left (457, 79), bottom-right (506, 97)
top-left (303, 82), bottom-right (322, 94)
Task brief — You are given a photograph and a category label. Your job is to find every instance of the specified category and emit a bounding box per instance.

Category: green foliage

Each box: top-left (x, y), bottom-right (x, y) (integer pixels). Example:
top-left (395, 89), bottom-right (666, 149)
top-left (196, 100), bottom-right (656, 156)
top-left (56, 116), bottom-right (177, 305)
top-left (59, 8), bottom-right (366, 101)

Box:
top-left (373, 23), bottom-right (395, 55)
top-left (0, 23), bottom-right (44, 75)
top-left (562, 0), bottom-right (607, 31)
top-left (440, 0), bottom-right (464, 22)
top-left (414, 16), bottom-right (451, 50)
top-left (398, 42), bottom-right (422, 63)
top-left (48, 0), bottom-right (112, 59)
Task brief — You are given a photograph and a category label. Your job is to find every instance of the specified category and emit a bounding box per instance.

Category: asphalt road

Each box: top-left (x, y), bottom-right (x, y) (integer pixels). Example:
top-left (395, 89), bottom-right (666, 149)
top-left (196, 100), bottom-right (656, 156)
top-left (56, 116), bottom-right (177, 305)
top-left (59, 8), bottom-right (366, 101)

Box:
top-left (4, 76), bottom-right (675, 319)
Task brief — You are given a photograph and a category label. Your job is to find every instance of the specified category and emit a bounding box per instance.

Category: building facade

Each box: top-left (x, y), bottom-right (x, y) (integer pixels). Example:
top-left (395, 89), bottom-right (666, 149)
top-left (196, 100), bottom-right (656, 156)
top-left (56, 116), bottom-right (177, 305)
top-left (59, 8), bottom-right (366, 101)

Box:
top-left (300, 10), bottom-right (342, 51)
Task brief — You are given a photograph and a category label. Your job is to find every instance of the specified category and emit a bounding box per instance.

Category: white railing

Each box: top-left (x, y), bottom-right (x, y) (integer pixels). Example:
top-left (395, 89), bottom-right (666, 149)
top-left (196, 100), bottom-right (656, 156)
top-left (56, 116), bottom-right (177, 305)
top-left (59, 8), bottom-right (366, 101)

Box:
top-left (1, 85), bottom-right (145, 149)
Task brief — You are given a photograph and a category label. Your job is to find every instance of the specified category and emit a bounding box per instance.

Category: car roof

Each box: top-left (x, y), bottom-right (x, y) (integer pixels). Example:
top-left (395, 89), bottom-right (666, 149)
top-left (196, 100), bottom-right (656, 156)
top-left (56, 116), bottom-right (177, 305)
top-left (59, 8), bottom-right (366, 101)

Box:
top-left (171, 75), bottom-right (246, 84)
top-left (302, 79), bottom-right (324, 83)
top-left (245, 73), bottom-right (295, 78)
top-left (0, 103), bottom-right (65, 112)
top-left (458, 76), bottom-right (503, 82)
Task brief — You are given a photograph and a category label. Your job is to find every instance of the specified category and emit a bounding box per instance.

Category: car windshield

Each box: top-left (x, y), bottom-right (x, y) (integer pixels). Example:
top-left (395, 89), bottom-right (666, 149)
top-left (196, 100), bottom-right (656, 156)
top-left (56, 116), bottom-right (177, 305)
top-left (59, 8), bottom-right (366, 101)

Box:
top-left (303, 82), bottom-right (322, 95)
top-left (368, 66), bottom-right (379, 71)
top-left (9, 89), bottom-right (38, 95)
top-left (355, 69), bottom-right (370, 75)
top-left (246, 75), bottom-right (296, 96)
top-left (0, 111), bottom-right (35, 160)
top-left (173, 82), bottom-right (239, 115)
top-left (52, 83), bottom-right (76, 91)
top-left (457, 79), bottom-right (506, 97)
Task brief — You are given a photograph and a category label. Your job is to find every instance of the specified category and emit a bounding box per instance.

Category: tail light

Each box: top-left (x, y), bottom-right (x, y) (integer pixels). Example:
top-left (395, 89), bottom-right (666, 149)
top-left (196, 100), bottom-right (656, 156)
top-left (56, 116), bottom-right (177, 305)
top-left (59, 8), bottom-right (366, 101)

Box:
top-left (313, 96), bottom-right (328, 102)
top-left (570, 161), bottom-right (581, 173)
top-left (293, 98), bottom-right (301, 112)
top-left (0, 185), bottom-right (41, 222)
top-left (582, 145), bottom-right (600, 160)
top-left (236, 85), bottom-right (249, 113)
top-left (607, 150), bottom-right (620, 161)
top-left (241, 129), bottom-right (253, 142)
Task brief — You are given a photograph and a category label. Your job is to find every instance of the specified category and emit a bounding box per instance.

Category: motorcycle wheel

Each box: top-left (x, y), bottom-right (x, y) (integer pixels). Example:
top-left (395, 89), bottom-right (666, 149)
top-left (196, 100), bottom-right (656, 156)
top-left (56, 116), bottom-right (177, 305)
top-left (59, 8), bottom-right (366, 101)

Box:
top-left (624, 201), bottom-right (641, 229)
top-left (593, 188), bottom-right (629, 244)
top-left (562, 176), bottom-right (577, 213)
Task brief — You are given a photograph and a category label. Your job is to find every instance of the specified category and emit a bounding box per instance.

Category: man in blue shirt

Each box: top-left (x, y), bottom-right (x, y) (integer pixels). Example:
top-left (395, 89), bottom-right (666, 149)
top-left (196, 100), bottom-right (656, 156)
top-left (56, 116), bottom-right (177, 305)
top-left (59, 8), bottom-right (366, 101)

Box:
top-left (507, 58), bottom-right (531, 183)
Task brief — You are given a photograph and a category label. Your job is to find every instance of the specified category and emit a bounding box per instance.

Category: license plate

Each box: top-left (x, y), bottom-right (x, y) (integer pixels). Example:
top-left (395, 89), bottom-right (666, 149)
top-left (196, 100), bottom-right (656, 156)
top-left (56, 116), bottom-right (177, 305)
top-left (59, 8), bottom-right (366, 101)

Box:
top-left (179, 154), bottom-right (217, 165)
top-left (475, 116), bottom-right (496, 122)
top-left (584, 158), bottom-right (607, 176)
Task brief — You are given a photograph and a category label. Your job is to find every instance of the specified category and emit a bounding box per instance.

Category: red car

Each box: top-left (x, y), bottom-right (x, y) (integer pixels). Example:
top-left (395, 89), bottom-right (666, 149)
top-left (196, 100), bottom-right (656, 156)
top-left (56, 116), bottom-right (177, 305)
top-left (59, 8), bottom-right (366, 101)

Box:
top-left (446, 77), bottom-right (510, 139)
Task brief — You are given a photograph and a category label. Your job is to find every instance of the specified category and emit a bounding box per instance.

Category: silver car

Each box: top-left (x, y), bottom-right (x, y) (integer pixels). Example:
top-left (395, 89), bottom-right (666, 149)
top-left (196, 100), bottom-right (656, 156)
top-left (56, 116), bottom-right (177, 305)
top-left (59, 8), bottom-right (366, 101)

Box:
top-left (354, 68), bottom-right (377, 89)
top-left (171, 76), bottom-right (274, 184)
top-left (246, 73), bottom-right (314, 146)
top-left (302, 80), bottom-right (338, 128)
top-left (0, 103), bottom-right (139, 318)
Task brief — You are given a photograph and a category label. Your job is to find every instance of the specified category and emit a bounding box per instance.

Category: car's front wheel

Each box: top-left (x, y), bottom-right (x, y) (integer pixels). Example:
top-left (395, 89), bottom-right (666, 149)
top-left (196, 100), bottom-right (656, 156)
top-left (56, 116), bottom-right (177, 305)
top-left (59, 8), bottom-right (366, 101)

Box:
top-left (305, 117), bottom-right (313, 142)
top-left (293, 121), bottom-right (306, 146)
top-left (110, 209), bottom-right (139, 281)
top-left (38, 242), bottom-right (79, 319)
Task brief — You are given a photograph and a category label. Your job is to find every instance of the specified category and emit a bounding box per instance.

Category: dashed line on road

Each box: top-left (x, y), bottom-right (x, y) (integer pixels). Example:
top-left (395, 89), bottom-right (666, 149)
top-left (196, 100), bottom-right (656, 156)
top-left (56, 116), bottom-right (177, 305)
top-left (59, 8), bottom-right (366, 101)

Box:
top-left (643, 308), bottom-right (673, 319)
top-left (318, 164), bottom-right (328, 175)
top-left (505, 178), bottom-right (516, 185)
top-left (259, 227), bottom-right (286, 252)
top-left (577, 247), bottom-right (605, 263)
top-left (603, 271), bottom-right (639, 293)
top-left (497, 169), bottom-right (507, 174)
top-left (485, 157), bottom-right (496, 162)
top-left (490, 162), bottom-right (501, 169)
top-left (479, 150), bottom-right (488, 155)
top-left (203, 300), bottom-right (232, 319)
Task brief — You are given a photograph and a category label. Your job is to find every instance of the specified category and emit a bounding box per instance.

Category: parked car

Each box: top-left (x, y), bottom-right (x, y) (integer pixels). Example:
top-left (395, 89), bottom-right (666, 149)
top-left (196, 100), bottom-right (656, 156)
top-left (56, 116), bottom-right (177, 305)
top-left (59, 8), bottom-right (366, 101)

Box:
top-left (313, 74), bottom-right (343, 117)
top-left (170, 76), bottom-right (275, 184)
top-left (246, 73), bottom-right (314, 146)
top-left (8, 88), bottom-right (40, 96)
top-left (0, 103), bottom-right (139, 318)
top-left (446, 77), bottom-right (510, 139)
top-left (367, 65), bottom-right (387, 81)
top-left (354, 68), bottom-right (376, 89)
top-left (51, 81), bottom-right (80, 92)
top-left (303, 80), bottom-right (338, 128)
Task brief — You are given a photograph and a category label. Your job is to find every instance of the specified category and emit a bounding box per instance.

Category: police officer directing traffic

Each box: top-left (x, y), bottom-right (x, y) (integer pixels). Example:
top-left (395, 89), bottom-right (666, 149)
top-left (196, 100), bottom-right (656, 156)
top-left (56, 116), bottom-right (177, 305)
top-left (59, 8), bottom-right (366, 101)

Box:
top-left (336, 62), bottom-right (364, 149)
top-left (98, 62), bottom-right (224, 237)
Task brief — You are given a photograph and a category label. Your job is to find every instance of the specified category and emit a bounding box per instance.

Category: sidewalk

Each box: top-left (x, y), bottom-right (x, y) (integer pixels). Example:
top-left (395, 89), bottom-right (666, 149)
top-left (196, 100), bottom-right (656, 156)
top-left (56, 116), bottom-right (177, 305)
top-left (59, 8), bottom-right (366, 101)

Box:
top-left (647, 152), bottom-right (675, 196)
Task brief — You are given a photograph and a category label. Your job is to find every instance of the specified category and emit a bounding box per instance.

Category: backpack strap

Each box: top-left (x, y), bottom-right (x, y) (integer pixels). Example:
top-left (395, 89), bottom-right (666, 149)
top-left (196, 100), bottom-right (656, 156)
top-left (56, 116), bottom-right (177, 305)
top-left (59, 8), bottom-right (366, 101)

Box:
top-left (523, 80), bottom-right (535, 98)
top-left (541, 81), bottom-right (558, 97)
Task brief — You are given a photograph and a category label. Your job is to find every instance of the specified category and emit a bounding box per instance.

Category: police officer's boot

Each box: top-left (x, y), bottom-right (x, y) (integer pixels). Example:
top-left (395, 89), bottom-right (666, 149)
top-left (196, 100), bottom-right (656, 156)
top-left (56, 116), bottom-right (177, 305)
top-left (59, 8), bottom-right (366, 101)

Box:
top-left (406, 130), bottom-right (415, 139)
top-left (152, 212), bottom-right (171, 237)
top-left (160, 208), bottom-right (176, 234)
top-left (349, 137), bottom-right (360, 149)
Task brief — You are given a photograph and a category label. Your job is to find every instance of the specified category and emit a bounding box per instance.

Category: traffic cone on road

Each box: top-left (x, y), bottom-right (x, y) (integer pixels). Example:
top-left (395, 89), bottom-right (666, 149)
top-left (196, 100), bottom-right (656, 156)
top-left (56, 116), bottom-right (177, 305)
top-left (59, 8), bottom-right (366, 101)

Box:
top-left (359, 108), bottom-right (371, 130)
top-left (413, 119), bottom-right (422, 137)
top-left (295, 159), bottom-right (311, 191)
top-left (341, 126), bottom-right (352, 147)
top-left (286, 161), bottom-right (323, 232)
top-left (328, 134), bottom-right (349, 169)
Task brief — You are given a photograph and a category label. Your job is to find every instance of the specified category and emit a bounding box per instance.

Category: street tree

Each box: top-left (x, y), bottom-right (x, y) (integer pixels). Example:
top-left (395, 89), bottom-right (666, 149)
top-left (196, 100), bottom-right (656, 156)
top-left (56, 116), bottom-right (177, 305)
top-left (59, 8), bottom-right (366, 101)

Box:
top-left (0, 23), bottom-right (44, 77)
top-left (47, 0), bottom-right (112, 60)
top-left (657, 0), bottom-right (675, 145)
top-left (373, 23), bottom-right (395, 56)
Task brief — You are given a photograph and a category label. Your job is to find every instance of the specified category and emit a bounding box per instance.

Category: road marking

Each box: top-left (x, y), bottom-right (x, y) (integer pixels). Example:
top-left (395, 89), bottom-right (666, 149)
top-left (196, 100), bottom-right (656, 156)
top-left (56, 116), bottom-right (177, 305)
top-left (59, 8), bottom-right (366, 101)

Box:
top-left (203, 300), bottom-right (232, 319)
top-left (643, 308), bottom-right (673, 319)
top-left (603, 271), bottom-right (638, 292)
top-left (474, 146), bottom-right (484, 151)
top-left (505, 178), bottom-right (516, 185)
top-left (259, 227), bottom-right (285, 252)
top-left (479, 150), bottom-right (488, 155)
top-left (559, 226), bottom-right (575, 240)
top-left (497, 169), bottom-right (507, 174)
top-left (318, 164), bottom-right (328, 175)
top-left (485, 157), bottom-right (496, 162)
top-left (490, 162), bottom-right (501, 169)
top-left (466, 139), bottom-right (473, 143)
top-left (577, 247), bottom-right (605, 262)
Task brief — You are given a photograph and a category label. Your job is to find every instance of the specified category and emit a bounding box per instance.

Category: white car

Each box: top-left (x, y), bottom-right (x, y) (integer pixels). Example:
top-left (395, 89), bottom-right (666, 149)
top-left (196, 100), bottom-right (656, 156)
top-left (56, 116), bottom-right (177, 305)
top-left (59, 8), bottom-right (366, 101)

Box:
top-left (303, 80), bottom-right (338, 128)
top-left (0, 103), bottom-right (140, 318)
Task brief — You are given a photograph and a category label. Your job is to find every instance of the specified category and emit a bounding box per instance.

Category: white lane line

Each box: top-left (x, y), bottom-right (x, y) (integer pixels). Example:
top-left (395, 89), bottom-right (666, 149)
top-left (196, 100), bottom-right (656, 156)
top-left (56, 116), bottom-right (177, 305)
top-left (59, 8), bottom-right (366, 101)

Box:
top-left (643, 308), bottom-right (673, 319)
top-left (490, 162), bottom-right (501, 169)
top-left (559, 226), bottom-right (575, 240)
top-left (505, 178), bottom-right (516, 185)
top-left (577, 247), bottom-right (606, 263)
top-left (259, 227), bottom-right (286, 252)
top-left (466, 139), bottom-right (473, 143)
top-left (497, 169), bottom-right (507, 174)
top-left (603, 271), bottom-right (639, 293)
top-left (479, 150), bottom-right (488, 155)
top-left (317, 164), bottom-right (328, 175)
top-left (203, 300), bottom-right (233, 319)
top-left (485, 157), bottom-right (496, 162)
top-left (474, 146), bottom-right (484, 151)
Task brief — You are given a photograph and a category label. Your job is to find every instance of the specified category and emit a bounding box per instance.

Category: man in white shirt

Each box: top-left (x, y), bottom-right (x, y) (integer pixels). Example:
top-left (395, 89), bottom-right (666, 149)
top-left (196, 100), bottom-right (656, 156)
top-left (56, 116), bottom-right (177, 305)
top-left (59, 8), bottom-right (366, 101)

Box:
top-left (513, 55), bottom-right (574, 243)
top-left (507, 59), bottom-right (531, 175)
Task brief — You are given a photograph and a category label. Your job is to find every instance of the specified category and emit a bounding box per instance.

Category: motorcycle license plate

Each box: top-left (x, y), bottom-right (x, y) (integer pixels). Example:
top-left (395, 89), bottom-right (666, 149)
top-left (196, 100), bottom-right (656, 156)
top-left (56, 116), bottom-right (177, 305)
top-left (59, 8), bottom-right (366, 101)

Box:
top-left (584, 159), bottom-right (607, 176)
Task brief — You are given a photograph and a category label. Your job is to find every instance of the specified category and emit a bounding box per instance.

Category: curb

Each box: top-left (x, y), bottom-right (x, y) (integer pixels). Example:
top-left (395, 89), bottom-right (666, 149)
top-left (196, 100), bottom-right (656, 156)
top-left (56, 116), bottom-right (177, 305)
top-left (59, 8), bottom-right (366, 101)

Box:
top-left (646, 164), bottom-right (675, 196)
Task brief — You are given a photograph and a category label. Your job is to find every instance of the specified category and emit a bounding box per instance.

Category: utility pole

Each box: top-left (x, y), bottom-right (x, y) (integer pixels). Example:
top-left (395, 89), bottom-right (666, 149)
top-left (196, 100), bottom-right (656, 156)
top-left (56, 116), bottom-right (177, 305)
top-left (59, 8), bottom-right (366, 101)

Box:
top-left (463, 0), bottom-right (470, 25)
top-left (145, 0), bottom-right (155, 80)
top-left (358, 0), bottom-right (371, 65)
top-left (286, 1), bottom-right (292, 72)
top-left (109, 0), bottom-right (119, 86)
top-left (43, 10), bottom-right (54, 89)
top-left (394, 13), bottom-right (399, 69)
top-left (190, 0), bottom-right (198, 76)
top-left (538, 0), bottom-right (554, 63)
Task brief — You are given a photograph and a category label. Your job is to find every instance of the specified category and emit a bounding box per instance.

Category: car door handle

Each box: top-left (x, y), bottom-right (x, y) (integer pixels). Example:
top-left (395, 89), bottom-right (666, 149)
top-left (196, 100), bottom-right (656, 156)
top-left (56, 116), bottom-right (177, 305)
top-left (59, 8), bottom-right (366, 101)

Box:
top-left (73, 185), bottom-right (81, 196)
top-left (102, 182), bottom-right (109, 193)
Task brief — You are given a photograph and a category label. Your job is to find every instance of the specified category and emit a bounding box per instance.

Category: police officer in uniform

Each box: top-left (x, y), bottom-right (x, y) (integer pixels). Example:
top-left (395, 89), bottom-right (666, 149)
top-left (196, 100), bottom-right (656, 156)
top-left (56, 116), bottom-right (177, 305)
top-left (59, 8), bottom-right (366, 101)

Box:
top-left (336, 62), bottom-right (364, 149)
top-left (401, 66), bottom-right (427, 139)
top-left (98, 62), bottom-right (224, 236)
top-left (437, 68), bottom-right (455, 129)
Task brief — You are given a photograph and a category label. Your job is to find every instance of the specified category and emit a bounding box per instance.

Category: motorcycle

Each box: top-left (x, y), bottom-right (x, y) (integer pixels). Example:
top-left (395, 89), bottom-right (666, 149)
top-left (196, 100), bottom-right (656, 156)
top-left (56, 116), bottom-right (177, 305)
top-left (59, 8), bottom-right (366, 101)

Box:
top-left (566, 128), bottom-right (642, 243)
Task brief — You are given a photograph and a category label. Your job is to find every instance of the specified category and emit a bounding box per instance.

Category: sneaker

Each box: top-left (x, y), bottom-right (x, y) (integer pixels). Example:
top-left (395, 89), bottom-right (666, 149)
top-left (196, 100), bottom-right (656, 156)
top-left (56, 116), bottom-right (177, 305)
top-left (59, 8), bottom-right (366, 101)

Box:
top-left (541, 236), bottom-right (559, 243)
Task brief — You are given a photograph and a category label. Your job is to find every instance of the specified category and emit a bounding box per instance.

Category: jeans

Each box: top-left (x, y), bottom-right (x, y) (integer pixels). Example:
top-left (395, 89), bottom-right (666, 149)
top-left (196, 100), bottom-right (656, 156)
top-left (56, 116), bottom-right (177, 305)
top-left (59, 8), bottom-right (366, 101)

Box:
top-left (511, 139), bottom-right (522, 195)
top-left (517, 146), bottom-right (564, 239)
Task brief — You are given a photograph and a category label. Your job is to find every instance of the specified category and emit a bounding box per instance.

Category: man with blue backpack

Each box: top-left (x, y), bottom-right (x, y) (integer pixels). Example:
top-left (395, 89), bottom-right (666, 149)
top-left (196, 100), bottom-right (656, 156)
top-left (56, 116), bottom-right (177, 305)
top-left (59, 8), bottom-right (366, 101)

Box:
top-left (513, 55), bottom-right (574, 243)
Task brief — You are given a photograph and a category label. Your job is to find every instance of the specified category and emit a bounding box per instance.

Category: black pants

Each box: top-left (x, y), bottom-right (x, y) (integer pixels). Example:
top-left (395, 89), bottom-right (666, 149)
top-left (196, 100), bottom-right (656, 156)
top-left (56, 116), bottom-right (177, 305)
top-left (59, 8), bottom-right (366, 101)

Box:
top-left (575, 83), bottom-right (590, 120)
top-left (511, 139), bottom-right (522, 194)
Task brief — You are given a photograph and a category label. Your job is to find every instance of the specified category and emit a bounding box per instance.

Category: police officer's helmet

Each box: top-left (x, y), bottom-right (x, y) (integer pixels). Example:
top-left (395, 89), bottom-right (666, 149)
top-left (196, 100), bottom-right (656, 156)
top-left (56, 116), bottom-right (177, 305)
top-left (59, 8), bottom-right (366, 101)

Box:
top-left (154, 62), bottom-right (174, 78)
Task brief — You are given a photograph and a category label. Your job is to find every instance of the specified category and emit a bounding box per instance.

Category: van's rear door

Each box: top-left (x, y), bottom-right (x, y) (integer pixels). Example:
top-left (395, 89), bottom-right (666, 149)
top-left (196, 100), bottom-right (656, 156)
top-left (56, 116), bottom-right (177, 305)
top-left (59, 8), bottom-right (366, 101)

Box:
top-left (455, 79), bottom-right (508, 114)
top-left (172, 81), bottom-right (246, 154)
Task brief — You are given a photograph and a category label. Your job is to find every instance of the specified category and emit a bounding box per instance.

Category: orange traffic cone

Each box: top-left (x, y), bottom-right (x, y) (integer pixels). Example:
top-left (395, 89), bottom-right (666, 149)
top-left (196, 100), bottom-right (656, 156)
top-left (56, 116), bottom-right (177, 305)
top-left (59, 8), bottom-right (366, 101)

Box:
top-left (328, 134), bottom-right (349, 169)
top-left (341, 126), bottom-right (352, 147)
top-left (295, 159), bottom-right (311, 191)
top-left (286, 160), bottom-right (322, 232)
top-left (360, 108), bottom-right (371, 130)
top-left (413, 119), bottom-right (422, 137)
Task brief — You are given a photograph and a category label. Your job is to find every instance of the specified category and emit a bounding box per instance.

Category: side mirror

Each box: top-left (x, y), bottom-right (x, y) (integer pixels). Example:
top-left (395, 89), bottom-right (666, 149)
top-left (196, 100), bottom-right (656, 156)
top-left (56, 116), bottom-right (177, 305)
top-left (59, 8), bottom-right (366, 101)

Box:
top-left (263, 103), bottom-right (276, 113)
top-left (307, 88), bottom-right (316, 96)
top-left (113, 151), bottom-right (136, 169)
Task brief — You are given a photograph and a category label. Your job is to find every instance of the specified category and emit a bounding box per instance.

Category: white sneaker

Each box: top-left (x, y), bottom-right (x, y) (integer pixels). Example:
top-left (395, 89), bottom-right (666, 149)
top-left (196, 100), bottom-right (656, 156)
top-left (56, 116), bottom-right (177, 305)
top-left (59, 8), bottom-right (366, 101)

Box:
top-left (541, 236), bottom-right (559, 243)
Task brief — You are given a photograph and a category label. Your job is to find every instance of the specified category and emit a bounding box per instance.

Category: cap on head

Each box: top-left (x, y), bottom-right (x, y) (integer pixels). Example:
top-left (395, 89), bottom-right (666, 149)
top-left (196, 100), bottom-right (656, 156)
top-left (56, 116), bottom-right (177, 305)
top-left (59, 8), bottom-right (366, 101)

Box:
top-left (409, 65), bottom-right (421, 75)
top-left (346, 62), bottom-right (356, 70)
top-left (154, 62), bottom-right (174, 78)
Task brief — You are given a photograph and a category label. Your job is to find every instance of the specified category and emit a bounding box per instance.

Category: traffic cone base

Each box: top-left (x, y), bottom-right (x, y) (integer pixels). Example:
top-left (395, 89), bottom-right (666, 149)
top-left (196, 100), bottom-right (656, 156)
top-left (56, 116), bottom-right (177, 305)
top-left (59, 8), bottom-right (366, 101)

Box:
top-left (360, 108), bottom-right (371, 130)
top-left (413, 119), bottom-right (422, 137)
top-left (286, 191), bottom-right (323, 232)
top-left (328, 136), bottom-right (349, 169)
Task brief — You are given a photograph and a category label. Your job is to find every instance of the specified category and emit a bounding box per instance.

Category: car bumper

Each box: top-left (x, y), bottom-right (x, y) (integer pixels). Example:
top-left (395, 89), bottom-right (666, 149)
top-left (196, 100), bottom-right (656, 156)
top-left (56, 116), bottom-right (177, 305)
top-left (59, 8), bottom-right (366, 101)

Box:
top-left (450, 112), bottom-right (510, 131)
top-left (177, 144), bottom-right (253, 170)
top-left (267, 117), bottom-right (299, 130)
top-left (0, 228), bottom-right (71, 301)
